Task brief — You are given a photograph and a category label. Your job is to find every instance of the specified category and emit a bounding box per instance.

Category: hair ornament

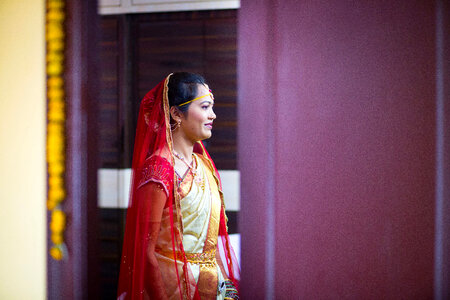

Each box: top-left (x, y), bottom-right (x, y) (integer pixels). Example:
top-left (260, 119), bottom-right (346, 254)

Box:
top-left (178, 92), bottom-right (213, 107)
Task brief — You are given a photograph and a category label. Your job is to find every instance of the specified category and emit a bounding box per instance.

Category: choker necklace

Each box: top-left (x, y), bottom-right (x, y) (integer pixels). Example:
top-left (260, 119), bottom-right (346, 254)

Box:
top-left (173, 151), bottom-right (197, 176)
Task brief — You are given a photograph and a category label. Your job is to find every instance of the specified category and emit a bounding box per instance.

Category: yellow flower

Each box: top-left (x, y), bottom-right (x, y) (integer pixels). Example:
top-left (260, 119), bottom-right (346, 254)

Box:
top-left (47, 148), bottom-right (64, 160)
top-left (51, 232), bottom-right (63, 244)
top-left (46, 23), bottom-right (64, 39)
top-left (48, 102), bottom-right (64, 111)
top-left (50, 209), bottom-right (66, 232)
top-left (46, 142), bottom-right (64, 156)
top-left (47, 111), bottom-right (64, 123)
top-left (47, 154), bottom-right (63, 164)
top-left (48, 179), bottom-right (63, 192)
top-left (50, 246), bottom-right (63, 260)
top-left (48, 99), bottom-right (64, 111)
top-left (47, 62), bottom-right (63, 76)
top-left (47, 9), bottom-right (65, 22)
top-left (48, 109), bottom-right (65, 121)
top-left (47, 139), bottom-right (64, 156)
top-left (47, 0), bottom-right (64, 9)
top-left (48, 77), bottom-right (63, 88)
top-left (46, 51), bottom-right (63, 63)
top-left (47, 122), bottom-right (63, 134)
top-left (48, 175), bottom-right (63, 188)
top-left (47, 87), bottom-right (64, 99)
top-left (46, 27), bottom-right (64, 40)
top-left (47, 133), bottom-right (64, 147)
top-left (47, 199), bottom-right (57, 210)
top-left (48, 187), bottom-right (65, 203)
top-left (48, 40), bottom-right (64, 52)
top-left (49, 162), bottom-right (64, 175)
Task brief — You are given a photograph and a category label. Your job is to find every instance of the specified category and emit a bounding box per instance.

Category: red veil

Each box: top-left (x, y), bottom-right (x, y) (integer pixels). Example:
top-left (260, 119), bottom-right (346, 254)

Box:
top-left (117, 74), bottom-right (240, 299)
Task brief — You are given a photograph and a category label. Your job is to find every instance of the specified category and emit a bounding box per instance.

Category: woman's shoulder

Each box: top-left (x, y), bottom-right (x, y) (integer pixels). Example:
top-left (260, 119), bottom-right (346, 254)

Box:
top-left (193, 152), bottom-right (210, 167)
top-left (194, 153), bottom-right (219, 179)
top-left (138, 154), bottom-right (173, 192)
top-left (143, 154), bottom-right (172, 168)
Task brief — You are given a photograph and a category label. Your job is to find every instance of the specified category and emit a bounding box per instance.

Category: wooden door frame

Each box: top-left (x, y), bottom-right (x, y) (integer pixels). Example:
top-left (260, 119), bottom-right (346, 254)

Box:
top-left (434, 0), bottom-right (450, 298)
top-left (47, 0), bottom-right (100, 299)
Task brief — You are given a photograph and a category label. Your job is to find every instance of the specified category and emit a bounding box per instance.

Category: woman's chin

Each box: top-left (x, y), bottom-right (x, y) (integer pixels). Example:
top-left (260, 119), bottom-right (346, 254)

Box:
top-left (198, 132), bottom-right (212, 141)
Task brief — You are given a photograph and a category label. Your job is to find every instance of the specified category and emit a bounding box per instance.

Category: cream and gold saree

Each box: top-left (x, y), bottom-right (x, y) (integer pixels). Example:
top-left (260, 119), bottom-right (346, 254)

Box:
top-left (155, 153), bottom-right (226, 299)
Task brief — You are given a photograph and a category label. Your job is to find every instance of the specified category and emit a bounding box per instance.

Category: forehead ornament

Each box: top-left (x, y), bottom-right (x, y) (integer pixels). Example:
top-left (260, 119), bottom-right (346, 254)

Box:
top-left (178, 91), bottom-right (214, 107)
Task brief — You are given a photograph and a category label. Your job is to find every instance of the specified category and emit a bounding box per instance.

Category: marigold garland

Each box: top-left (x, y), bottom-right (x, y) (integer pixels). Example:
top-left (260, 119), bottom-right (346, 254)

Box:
top-left (46, 0), bottom-right (67, 261)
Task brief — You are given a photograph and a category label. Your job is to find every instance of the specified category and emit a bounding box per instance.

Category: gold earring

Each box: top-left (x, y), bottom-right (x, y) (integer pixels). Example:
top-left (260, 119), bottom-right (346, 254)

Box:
top-left (171, 120), bottom-right (181, 131)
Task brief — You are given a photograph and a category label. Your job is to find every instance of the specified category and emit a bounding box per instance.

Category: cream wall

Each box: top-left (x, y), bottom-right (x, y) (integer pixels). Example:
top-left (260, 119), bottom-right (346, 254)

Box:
top-left (0, 1), bottom-right (46, 299)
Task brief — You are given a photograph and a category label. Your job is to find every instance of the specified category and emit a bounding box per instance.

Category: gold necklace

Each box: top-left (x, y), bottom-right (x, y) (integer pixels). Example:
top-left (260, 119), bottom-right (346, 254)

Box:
top-left (173, 151), bottom-right (197, 176)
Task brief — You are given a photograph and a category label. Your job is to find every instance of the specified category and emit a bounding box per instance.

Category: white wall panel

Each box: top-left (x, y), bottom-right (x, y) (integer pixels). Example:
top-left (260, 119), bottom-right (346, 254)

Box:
top-left (98, 168), bottom-right (240, 210)
top-left (99, 0), bottom-right (121, 7)
top-left (99, 0), bottom-right (239, 15)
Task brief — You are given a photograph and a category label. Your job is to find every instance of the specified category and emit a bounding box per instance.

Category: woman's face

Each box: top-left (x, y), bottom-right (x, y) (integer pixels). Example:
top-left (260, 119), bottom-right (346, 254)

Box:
top-left (179, 84), bottom-right (216, 142)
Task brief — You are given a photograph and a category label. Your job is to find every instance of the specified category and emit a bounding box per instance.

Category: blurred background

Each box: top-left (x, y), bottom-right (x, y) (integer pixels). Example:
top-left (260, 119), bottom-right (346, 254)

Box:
top-left (96, 3), bottom-right (240, 298)
top-left (1, 0), bottom-right (449, 299)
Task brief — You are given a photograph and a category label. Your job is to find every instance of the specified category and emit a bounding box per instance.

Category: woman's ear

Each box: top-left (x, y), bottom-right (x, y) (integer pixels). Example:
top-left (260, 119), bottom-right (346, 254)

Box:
top-left (170, 106), bottom-right (183, 123)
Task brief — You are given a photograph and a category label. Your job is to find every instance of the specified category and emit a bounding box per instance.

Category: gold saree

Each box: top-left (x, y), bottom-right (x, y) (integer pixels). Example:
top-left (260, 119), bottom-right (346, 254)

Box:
top-left (155, 153), bottom-right (225, 299)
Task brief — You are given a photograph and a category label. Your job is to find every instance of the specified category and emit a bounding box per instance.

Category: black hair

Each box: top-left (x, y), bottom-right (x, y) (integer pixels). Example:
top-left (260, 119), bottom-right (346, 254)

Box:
top-left (168, 72), bottom-right (207, 113)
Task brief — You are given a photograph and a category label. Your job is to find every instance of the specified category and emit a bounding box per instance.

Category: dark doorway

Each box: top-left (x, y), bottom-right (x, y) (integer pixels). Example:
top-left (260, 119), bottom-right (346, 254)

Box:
top-left (97, 10), bottom-right (238, 299)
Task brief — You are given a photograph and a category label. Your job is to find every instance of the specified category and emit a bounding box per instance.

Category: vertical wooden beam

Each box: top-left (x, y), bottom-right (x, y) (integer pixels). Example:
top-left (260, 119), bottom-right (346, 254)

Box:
top-left (119, 15), bottom-right (135, 169)
top-left (47, 0), bottom-right (99, 298)
top-left (238, 1), bottom-right (275, 297)
top-left (65, 0), bottom-right (99, 298)
top-left (434, 1), bottom-right (450, 298)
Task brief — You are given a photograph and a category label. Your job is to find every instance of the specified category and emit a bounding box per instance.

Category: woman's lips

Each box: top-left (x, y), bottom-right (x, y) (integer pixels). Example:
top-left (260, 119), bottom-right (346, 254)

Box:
top-left (204, 123), bottom-right (213, 129)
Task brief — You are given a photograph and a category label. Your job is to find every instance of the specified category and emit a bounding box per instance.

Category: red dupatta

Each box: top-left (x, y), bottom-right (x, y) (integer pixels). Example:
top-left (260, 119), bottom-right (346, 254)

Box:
top-left (117, 74), bottom-right (240, 299)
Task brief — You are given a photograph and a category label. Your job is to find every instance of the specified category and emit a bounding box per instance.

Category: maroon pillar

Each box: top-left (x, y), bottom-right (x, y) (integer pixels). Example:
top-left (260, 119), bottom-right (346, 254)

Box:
top-left (238, 1), bottom-right (447, 298)
top-left (435, 0), bottom-right (450, 298)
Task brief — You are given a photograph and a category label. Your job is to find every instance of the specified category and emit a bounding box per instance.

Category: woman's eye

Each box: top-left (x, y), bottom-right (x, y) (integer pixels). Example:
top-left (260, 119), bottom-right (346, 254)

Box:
top-left (202, 106), bottom-right (208, 110)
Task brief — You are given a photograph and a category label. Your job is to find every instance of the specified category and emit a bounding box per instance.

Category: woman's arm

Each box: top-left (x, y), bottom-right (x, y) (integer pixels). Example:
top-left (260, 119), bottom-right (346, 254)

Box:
top-left (138, 182), bottom-right (169, 300)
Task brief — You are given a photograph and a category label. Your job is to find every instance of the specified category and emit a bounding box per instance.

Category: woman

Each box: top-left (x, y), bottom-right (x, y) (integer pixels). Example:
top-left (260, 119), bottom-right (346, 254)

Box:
top-left (117, 72), bottom-right (240, 300)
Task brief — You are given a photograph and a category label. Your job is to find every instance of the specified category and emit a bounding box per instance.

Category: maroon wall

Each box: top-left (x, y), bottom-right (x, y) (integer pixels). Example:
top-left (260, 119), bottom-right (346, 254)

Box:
top-left (239, 1), bottom-right (438, 298)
